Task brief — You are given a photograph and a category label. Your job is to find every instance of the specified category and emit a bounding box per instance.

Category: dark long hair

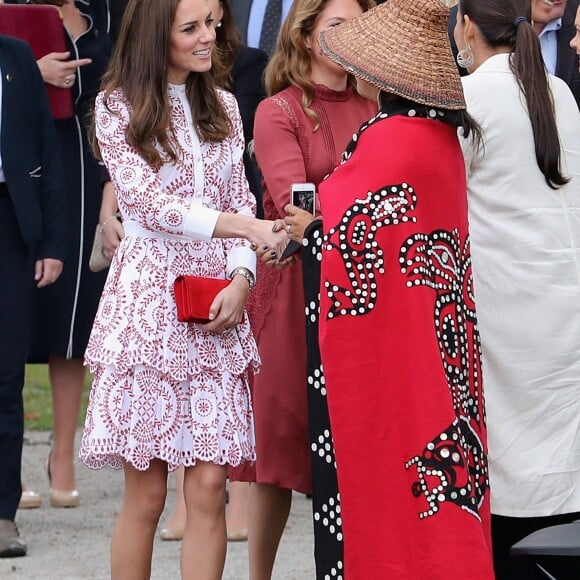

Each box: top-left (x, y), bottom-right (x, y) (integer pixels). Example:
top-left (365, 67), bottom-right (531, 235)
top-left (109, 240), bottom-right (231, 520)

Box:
top-left (92, 0), bottom-right (231, 168)
top-left (458, 0), bottom-right (569, 188)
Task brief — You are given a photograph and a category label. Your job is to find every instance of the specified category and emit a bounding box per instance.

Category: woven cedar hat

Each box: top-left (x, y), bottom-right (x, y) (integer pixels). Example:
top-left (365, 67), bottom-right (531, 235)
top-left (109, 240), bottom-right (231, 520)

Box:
top-left (318, 0), bottom-right (466, 110)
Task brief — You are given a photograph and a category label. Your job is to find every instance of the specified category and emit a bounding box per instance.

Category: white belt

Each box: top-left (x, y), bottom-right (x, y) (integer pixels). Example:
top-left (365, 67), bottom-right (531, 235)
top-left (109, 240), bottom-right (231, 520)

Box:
top-left (123, 220), bottom-right (190, 242)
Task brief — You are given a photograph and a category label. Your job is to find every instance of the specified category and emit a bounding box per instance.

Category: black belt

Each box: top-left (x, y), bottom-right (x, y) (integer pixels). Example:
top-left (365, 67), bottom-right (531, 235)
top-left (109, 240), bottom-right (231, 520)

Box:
top-left (0, 182), bottom-right (8, 197)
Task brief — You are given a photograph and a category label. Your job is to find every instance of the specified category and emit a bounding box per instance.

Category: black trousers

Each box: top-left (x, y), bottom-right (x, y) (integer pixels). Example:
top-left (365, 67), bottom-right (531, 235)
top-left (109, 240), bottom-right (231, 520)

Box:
top-left (0, 191), bottom-right (34, 521)
top-left (493, 512), bottom-right (580, 580)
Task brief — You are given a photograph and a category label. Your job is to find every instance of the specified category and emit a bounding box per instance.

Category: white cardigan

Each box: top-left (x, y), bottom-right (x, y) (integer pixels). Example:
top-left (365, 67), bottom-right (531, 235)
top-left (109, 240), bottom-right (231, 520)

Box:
top-left (460, 53), bottom-right (580, 517)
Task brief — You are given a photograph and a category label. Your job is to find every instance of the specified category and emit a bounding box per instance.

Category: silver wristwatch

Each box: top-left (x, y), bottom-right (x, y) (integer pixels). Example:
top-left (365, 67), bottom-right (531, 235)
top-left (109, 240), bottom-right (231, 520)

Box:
top-left (230, 267), bottom-right (255, 291)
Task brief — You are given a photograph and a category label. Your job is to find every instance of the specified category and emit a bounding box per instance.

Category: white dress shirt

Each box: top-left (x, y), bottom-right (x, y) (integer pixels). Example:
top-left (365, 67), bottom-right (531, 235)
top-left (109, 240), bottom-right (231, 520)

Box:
top-left (460, 53), bottom-right (580, 518)
top-left (539, 17), bottom-right (562, 75)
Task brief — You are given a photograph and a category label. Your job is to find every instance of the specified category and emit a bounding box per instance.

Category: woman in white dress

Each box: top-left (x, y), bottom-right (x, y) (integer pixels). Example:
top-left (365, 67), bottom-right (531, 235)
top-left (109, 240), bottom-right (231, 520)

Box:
top-left (78, 0), bottom-right (284, 577)
top-left (454, 0), bottom-right (580, 578)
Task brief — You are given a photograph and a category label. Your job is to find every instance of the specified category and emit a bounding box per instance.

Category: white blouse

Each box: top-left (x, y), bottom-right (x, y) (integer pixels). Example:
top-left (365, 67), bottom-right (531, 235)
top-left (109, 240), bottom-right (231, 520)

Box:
top-left (460, 53), bottom-right (580, 517)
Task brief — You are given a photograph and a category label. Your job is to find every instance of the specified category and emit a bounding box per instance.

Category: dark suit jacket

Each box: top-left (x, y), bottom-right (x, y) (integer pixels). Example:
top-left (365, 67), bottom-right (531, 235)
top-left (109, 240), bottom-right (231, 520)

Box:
top-left (0, 35), bottom-right (66, 259)
top-left (231, 45), bottom-right (268, 218)
top-left (449, 2), bottom-right (580, 104)
top-left (230, 0), bottom-right (253, 45)
top-left (232, 45), bottom-right (268, 143)
top-left (108, 0), bottom-right (128, 46)
top-left (557, 0), bottom-right (580, 106)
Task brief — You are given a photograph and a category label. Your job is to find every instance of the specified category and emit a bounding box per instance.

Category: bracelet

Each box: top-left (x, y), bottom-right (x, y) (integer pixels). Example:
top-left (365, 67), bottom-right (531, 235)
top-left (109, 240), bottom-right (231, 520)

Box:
top-left (230, 267), bottom-right (255, 291)
top-left (100, 213), bottom-right (120, 230)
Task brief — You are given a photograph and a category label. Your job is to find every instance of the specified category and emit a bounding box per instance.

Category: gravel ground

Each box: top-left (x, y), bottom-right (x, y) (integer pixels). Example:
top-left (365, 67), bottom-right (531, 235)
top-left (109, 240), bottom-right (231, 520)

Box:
top-left (1, 431), bottom-right (315, 579)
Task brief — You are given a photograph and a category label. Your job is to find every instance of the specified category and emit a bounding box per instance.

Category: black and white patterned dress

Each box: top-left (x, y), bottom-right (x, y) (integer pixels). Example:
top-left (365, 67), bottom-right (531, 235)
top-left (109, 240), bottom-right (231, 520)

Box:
top-left (303, 219), bottom-right (344, 579)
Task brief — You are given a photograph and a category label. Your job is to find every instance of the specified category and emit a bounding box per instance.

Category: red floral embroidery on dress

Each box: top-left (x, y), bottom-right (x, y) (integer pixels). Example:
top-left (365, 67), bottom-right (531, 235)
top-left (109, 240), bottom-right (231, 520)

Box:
top-left (80, 87), bottom-right (258, 471)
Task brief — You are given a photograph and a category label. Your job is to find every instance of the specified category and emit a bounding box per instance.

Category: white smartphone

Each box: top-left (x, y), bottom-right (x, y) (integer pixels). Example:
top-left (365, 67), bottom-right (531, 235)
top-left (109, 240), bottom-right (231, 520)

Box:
top-left (291, 182), bottom-right (316, 214)
top-left (279, 183), bottom-right (317, 261)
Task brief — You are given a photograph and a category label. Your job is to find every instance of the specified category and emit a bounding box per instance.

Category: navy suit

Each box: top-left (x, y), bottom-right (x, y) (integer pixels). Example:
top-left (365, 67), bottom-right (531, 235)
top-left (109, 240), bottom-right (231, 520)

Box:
top-left (232, 45), bottom-right (268, 217)
top-left (556, 0), bottom-right (580, 106)
top-left (0, 34), bottom-right (66, 522)
top-left (230, 0), bottom-right (253, 45)
top-left (108, 0), bottom-right (128, 46)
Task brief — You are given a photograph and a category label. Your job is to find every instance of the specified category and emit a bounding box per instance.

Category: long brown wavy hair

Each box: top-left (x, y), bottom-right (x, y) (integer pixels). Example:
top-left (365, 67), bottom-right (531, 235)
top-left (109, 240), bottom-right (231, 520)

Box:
top-left (264, 0), bottom-right (375, 131)
top-left (92, 0), bottom-right (231, 168)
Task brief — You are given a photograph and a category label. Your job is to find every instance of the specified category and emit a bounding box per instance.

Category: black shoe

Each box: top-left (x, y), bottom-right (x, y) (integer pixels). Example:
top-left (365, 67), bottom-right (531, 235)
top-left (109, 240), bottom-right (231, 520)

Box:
top-left (0, 520), bottom-right (27, 558)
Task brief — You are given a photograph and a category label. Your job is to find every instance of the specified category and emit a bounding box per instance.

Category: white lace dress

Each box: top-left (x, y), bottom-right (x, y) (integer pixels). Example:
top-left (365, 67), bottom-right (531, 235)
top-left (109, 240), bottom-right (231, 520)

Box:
top-left (79, 85), bottom-right (259, 471)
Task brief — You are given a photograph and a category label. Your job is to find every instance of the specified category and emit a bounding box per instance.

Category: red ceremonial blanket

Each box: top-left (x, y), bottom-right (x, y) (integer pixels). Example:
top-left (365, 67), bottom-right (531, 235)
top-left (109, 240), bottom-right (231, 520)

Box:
top-left (318, 109), bottom-right (494, 579)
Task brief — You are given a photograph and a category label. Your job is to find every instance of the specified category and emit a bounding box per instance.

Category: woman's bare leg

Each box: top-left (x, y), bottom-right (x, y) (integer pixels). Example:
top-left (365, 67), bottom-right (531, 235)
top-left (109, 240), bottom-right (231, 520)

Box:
top-left (248, 483), bottom-right (292, 580)
top-left (111, 459), bottom-right (168, 580)
top-left (226, 481), bottom-right (250, 539)
top-left (159, 466), bottom-right (186, 539)
top-left (48, 355), bottom-right (85, 492)
top-left (180, 462), bottom-right (228, 580)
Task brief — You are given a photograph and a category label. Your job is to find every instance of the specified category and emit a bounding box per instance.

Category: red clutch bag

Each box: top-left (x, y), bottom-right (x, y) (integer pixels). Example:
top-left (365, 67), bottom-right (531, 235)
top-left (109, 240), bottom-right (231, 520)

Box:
top-left (0, 4), bottom-right (73, 119)
top-left (173, 276), bottom-right (230, 323)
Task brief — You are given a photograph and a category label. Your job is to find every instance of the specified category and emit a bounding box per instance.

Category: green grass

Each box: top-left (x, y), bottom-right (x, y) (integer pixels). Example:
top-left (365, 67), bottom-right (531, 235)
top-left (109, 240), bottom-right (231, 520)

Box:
top-left (23, 365), bottom-right (92, 431)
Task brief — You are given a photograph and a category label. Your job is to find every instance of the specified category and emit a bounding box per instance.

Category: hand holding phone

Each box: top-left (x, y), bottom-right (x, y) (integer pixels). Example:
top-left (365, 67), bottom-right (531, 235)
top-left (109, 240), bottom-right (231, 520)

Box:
top-left (280, 183), bottom-right (317, 261)
top-left (291, 183), bottom-right (316, 214)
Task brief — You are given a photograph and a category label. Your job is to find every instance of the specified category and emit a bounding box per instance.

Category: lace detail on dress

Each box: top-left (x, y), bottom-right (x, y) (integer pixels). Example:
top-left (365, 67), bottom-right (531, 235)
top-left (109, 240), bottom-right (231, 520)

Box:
top-left (80, 364), bottom-right (256, 471)
top-left (81, 87), bottom-right (259, 471)
top-left (271, 94), bottom-right (310, 169)
top-left (246, 191), bottom-right (282, 340)
top-left (86, 88), bottom-right (259, 379)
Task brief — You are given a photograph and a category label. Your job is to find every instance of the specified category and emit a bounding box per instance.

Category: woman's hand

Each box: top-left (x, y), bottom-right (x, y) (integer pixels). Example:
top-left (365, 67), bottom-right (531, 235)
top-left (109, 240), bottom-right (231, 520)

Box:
top-left (255, 244), bottom-right (298, 270)
top-left (249, 219), bottom-right (287, 257)
top-left (101, 216), bottom-right (124, 260)
top-left (37, 52), bottom-right (92, 88)
top-left (99, 182), bottom-right (123, 260)
top-left (283, 204), bottom-right (317, 243)
top-left (201, 277), bottom-right (250, 333)
top-left (212, 215), bottom-right (286, 256)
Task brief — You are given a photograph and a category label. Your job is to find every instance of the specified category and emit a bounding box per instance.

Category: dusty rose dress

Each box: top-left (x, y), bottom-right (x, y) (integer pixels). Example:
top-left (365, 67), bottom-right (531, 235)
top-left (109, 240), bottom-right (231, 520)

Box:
top-left (231, 84), bottom-right (375, 493)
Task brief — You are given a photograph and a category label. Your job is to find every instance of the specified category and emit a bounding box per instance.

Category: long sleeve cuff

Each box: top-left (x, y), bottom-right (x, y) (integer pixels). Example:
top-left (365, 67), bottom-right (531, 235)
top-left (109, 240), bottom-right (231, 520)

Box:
top-left (183, 205), bottom-right (221, 242)
top-left (227, 246), bottom-right (257, 277)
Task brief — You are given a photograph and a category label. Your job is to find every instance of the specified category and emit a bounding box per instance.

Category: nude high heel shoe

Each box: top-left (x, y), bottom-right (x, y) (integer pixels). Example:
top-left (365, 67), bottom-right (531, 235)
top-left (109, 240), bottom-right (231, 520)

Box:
top-left (46, 452), bottom-right (80, 508)
top-left (226, 528), bottom-right (248, 542)
top-left (159, 526), bottom-right (185, 541)
top-left (18, 489), bottom-right (42, 510)
top-left (159, 525), bottom-right (248, 542)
